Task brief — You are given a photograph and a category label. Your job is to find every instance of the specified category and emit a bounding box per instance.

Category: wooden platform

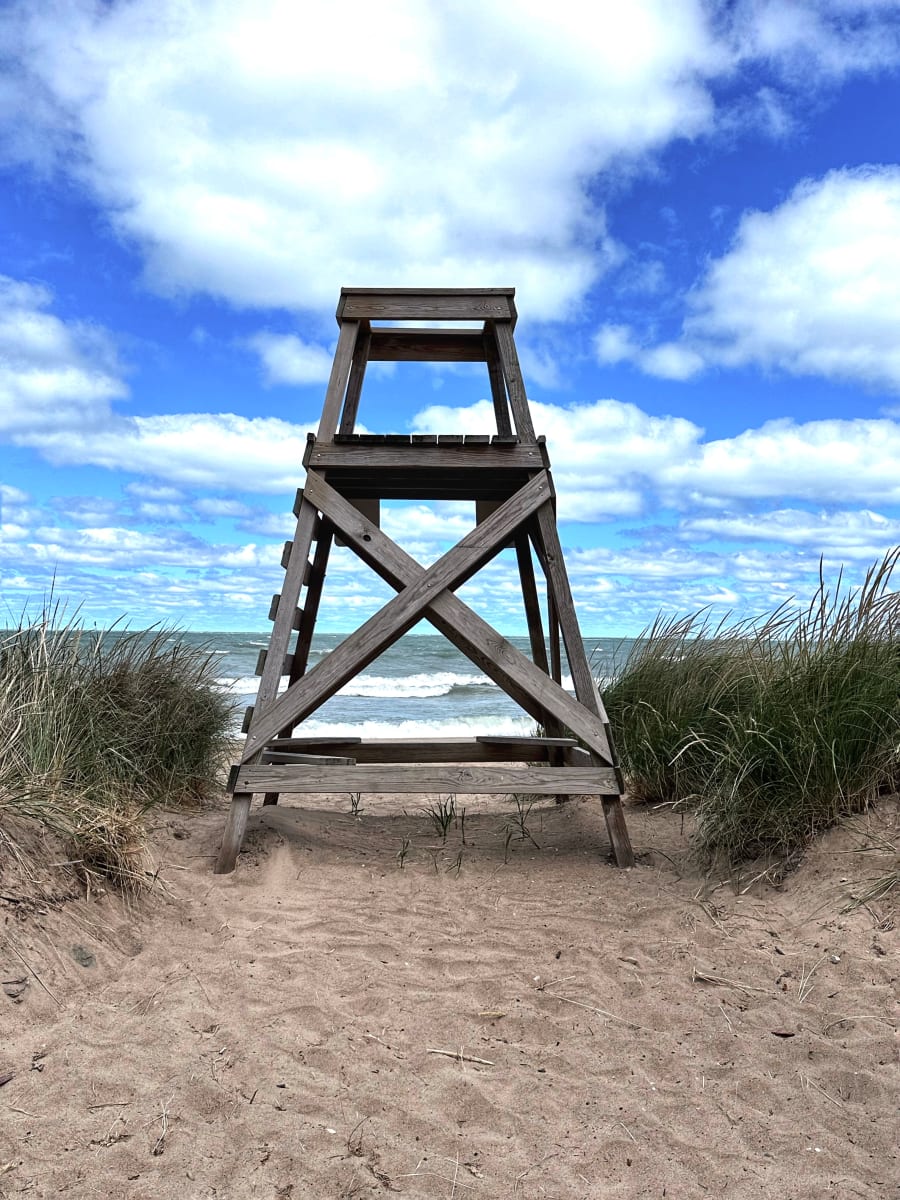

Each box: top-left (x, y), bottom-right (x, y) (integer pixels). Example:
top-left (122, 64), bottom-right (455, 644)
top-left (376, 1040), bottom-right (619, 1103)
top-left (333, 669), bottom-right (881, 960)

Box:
top-left (215, 287), bottom-right (634, 873)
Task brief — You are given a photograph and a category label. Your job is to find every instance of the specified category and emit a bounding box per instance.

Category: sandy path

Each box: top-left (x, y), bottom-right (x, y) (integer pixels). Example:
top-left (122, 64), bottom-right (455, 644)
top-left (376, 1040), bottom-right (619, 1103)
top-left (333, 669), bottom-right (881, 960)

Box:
top-left (1, 793), bottom-right (897, 1198)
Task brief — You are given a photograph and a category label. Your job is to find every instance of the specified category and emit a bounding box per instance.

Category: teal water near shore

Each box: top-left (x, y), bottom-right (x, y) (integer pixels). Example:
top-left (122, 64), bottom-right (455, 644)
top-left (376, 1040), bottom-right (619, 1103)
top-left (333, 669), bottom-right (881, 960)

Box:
top-left (190, 631), bottom-right (635, 737)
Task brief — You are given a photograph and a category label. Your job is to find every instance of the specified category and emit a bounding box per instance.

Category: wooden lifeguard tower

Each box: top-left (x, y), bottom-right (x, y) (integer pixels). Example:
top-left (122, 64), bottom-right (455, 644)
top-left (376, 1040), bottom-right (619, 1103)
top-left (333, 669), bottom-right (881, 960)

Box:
top-left (215, 287), bottom-right (634, 872)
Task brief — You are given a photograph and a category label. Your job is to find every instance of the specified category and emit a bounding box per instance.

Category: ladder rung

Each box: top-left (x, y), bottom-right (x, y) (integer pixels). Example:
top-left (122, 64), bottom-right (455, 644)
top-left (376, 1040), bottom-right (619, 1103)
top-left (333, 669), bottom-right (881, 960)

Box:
top-left (268, 595), bottom-right (304, 629)
top-left (255, 650), bottom-right (295, 677)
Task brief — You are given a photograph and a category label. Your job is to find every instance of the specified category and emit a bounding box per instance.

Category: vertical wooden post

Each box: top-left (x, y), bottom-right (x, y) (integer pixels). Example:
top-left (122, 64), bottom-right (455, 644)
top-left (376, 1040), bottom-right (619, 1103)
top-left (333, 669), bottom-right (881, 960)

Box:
top-left (317, 319), bottom-right (360, 441)
top-left (493, 321), bottom-right (535, 441)
top-left (533, 502), bottom-right (635, 866)
top-left (484, 323), bottom-right (514, 438)
top-left (214, 792), bottom-right (252, 874)
top-left (339, 321), bottom-right (371, 436)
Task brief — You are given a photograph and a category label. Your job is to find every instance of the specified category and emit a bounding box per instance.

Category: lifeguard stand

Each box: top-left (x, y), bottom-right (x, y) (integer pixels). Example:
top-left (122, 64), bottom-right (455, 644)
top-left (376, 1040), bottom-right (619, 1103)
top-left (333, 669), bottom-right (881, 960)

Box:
top-left (215, 288), bottom-right (634, 872)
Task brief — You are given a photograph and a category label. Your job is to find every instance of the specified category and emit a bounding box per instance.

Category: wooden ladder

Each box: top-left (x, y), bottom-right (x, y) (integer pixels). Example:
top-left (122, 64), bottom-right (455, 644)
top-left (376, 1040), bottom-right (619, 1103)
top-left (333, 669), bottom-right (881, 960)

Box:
top-left (215, 287), bottom-right (634, 872)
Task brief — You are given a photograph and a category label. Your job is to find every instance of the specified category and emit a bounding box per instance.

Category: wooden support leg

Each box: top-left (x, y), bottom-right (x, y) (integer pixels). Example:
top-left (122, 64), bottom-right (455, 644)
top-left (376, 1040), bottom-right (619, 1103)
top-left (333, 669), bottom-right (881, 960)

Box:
top-left (532, 503), bottom-right (635, 867)
top-left (338, 322), bottom-right (371, 436)
top-left (601, 796), bottom-right (634, 868)
top-left (514, 530), bottom-right (565, 802)
top-left (214, 793), bottom-right (253, 874)
top-left (484, 323), bottom-right (514, 438)
top-left (493, 320), bottom-right (536, 440)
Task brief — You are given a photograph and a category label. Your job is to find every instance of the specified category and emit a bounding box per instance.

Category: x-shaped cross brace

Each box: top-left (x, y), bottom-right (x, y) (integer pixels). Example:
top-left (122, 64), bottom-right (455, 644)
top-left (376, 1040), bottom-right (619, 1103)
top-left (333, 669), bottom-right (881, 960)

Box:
top-left (241, 469), bottom-right (616, 770)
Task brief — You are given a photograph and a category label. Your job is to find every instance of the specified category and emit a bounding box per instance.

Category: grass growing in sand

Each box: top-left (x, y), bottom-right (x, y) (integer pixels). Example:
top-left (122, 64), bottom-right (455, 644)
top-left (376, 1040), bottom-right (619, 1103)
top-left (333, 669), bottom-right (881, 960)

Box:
top-left (605, 549), bottom-right (900, 867)
top-left (0, 605), bottom-right (235, 890)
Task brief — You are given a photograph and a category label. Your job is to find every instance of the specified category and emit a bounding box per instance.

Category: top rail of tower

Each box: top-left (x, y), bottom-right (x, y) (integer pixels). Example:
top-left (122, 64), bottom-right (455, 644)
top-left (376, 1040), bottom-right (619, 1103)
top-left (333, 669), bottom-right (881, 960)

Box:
top-left (336, 287), bottom-right (517, 329)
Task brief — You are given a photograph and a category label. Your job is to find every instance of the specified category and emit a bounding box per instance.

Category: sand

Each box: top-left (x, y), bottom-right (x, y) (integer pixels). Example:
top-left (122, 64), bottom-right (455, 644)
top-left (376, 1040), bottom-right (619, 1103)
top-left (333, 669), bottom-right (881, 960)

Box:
top-left (1, 792), bottom-right (897, 1199)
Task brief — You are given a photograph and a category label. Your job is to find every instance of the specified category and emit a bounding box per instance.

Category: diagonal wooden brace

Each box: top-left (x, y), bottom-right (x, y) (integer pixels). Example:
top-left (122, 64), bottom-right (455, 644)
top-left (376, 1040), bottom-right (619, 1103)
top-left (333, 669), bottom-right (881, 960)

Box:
top-left (241, 470), bottom-right (553, 759)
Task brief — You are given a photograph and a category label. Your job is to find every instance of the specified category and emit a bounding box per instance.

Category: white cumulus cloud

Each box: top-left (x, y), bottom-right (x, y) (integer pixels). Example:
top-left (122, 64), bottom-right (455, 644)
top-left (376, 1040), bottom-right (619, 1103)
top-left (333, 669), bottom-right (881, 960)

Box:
top-left (623, 166), bottom-right (900, 390)
top-left (2, 0), bottom-right (726, 320)
top-left (247, 332), bottom-right (334, 386)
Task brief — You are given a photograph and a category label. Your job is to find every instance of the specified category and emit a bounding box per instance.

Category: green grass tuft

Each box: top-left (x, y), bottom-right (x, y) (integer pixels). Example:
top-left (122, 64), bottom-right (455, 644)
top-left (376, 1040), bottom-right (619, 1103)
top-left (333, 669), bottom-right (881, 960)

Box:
top-left (605, 550), bottom-right (900, 868)
top-left (0, 604), bottom-right (236, 890)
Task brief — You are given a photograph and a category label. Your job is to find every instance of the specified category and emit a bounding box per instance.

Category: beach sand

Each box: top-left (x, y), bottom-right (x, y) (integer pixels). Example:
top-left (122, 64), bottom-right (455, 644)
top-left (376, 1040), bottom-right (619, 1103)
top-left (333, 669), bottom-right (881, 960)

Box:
top-left (1, 792), bottom-right (897, 1198)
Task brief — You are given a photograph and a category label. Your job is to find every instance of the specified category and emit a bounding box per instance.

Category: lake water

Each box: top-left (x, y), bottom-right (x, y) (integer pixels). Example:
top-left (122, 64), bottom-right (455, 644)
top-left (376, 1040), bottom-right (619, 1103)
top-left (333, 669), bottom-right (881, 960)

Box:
top-left (197, 631), bottom-right (635, 738)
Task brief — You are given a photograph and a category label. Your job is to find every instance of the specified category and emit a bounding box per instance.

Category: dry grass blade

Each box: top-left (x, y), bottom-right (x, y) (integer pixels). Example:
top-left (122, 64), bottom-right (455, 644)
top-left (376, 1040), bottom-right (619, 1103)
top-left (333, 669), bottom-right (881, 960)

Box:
top-left (691, 966), bottom-right (769, 996)
top-left (822, 1013), bottom-right (897, 1035)
top-left (426, 1048), bottom-right (494, 1066)
top-left (798, 955), bottom-right (828, 1003)
top-left (543, 990), bottom-right (645, 1030)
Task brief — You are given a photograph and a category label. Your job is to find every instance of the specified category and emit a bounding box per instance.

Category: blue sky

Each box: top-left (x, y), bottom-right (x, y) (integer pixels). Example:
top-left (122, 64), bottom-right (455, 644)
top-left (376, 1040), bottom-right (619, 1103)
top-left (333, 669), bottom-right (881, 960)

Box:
top-left (2, 0), bottom-right (900, 636)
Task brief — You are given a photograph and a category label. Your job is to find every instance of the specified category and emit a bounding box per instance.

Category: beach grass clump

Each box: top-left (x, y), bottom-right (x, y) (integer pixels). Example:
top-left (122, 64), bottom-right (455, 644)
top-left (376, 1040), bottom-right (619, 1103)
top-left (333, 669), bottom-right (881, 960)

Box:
top-left (605, 550), bottom-right (900, 866)
top-left (0, 606), bottom-right (235, 889)
top-left (603, 608), bottom-right (778, 808)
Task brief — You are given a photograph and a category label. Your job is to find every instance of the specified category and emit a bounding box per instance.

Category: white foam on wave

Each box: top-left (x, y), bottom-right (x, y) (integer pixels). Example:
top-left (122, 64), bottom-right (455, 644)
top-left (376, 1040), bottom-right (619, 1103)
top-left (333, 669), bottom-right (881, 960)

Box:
top-left (291, 714), bottom-right (536, 739)
top-left (216, 675), bottom-right (259, 697)
top-left (215, 670), bottom-right (495, 700)
top-left (337, 671), bottom-right (493, 698)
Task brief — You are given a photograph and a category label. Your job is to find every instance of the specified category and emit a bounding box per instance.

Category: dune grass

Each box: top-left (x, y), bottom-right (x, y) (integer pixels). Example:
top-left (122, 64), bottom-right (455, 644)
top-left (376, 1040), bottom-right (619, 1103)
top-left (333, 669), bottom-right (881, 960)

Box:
top-left (0, 606), bottom-right (235, 890)
top-left (605, 550), bottom-right (900, 867)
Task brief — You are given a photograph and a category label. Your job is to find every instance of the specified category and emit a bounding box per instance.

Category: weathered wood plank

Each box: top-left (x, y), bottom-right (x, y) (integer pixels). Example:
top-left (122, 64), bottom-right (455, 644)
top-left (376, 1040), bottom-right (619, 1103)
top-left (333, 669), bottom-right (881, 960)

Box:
top-left (514, 532), bottom-right (551, 677)
top-left (306, 443), bottom-right (543, 470)
top-left (563, 746), bottom-right (593, 767)
top-left (234, 764), bottom-right (619, 794)
top-left (317, 318), bottom-right (360, 440)
top-left (268, 737), bottom-right (556, 763)
top-left (241, 471), bottom-right (553, 758)
top-left (338, 288), bottom-right (516, 325)
top-left (529, 507), bottom-right (634, 865)
top-left (260, 751), bottom-right (357, 766)
top-left (214, 792), bottom-right (252, 874)
top-left (476, 735), bottom-right (577, 748)
top-left (484, 323), bottom-right (514, 437)
top-left (533, 505), bottom-right (606, 724)
top-left (261, 521), bottom-right (338, 806)
top-left (252, 495), bottom-right (319, 714)
top-left (494, 321), bottom-right (536, 440)
top-left (287, 522), bottom-right (333, 688)
top-left (338, 321), bottom-right (371, 435)
top-left (367, 329), bottom-right (487, 361)
top-left (270, 737), bottom-right (362, 748)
